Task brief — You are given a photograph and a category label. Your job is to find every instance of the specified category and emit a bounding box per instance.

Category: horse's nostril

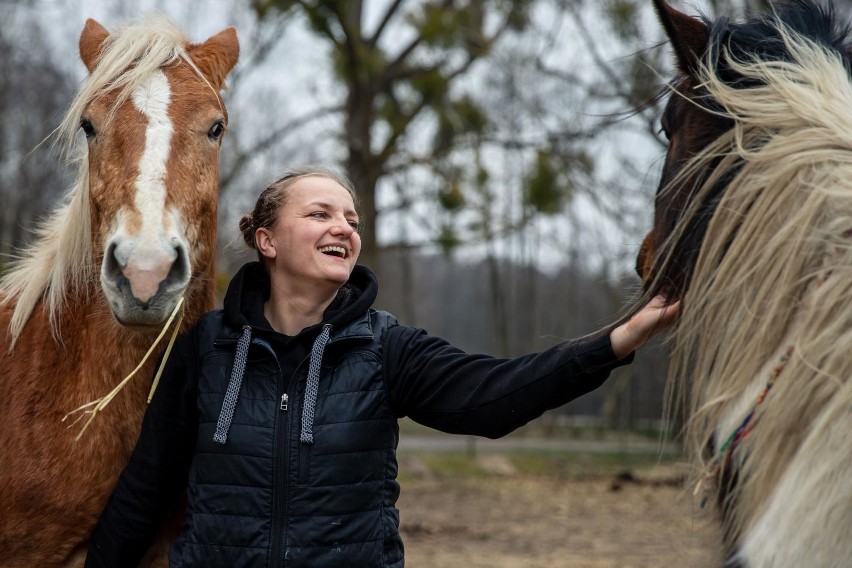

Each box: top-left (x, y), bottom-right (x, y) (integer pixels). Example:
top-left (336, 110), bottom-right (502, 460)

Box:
top-left (103, 242), bottom-right (132, 294)
top-left (103, 242), bottom-right (122, 276)
top-left (164, 244), bottom-right (189, 288)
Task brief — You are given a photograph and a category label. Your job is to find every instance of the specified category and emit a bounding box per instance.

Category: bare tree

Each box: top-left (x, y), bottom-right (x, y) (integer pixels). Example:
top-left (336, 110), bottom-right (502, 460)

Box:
top-left (0, 5), bottom-right (75, 259)
top-left (248, 0), bottom-right (533, 272)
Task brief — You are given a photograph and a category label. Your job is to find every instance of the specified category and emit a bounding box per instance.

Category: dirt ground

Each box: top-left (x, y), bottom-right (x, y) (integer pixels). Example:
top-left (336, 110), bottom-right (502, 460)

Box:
top-left (397, 467), bottom-right (722, 568)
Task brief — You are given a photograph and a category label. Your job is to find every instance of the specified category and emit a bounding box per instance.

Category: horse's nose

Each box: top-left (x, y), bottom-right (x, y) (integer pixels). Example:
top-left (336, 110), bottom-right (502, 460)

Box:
top-left (636, 232), bottom-right (655, 289)
top-left (104, 239), bottom-right (188, 304)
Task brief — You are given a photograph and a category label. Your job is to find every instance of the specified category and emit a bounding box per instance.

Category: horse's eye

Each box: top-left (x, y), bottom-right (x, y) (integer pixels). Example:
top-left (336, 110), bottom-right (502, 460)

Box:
top-left (207, 121), bottom-right (225, 141)
top-left (659, 120), bottom-right (672, 142)
top-left (80, 118), bottom-right (96, 140)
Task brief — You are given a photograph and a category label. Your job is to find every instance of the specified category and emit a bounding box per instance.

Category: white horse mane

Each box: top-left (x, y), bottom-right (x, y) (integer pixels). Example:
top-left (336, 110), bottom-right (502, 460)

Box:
top-left (0, 14), bottom-right (195, 345)
top-left (666, 22), bottom-right (852, 541)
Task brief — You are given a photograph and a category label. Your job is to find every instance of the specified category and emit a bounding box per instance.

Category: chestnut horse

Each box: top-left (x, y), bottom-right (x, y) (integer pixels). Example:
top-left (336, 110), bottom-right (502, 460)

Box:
top-left (638, 1), bottom-right (852, 566)
top-left (0, 15), bottom-right (238, 567)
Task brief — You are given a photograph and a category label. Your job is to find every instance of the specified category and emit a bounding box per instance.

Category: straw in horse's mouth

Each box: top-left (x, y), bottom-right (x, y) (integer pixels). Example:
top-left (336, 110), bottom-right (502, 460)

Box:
top-left (63, 296), bottom-right (185, 441)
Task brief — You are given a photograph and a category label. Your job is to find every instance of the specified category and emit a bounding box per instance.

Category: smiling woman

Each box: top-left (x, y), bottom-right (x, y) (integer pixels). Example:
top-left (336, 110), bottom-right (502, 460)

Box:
top-left (244, 169), bottom-right (362, 329)
top-left (86, 164), bottom-right (678, 568)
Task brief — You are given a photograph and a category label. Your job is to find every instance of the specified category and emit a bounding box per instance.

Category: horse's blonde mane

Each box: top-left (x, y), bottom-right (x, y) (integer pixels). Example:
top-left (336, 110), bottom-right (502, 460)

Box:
top-left (0, 14), bottom-right (195, 346)
top-left (665, 22), bottom-right (852, 538)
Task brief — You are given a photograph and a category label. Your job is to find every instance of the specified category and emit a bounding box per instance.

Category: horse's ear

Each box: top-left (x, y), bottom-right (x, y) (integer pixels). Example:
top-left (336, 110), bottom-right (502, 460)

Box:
top-left (79, 18), bottom-right (110, 74)
top-left (653, 0), bottom-right (709, 75)
top-left (190, 27), bottom-right (240, 89)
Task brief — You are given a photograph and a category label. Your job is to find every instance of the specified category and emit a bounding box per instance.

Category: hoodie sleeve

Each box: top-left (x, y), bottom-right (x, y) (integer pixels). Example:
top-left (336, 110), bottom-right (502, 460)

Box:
top-left (85, 330), bottom-right (199, 568)
top-left (383, 326), bottom-right (632, 439)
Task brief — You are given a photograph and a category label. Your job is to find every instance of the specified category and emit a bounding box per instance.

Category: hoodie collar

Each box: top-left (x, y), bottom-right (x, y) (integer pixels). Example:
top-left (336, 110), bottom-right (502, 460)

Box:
top-left (213, 262), bottom-right (378, 446)
top-left (222, 261), bottom-right (378, 337)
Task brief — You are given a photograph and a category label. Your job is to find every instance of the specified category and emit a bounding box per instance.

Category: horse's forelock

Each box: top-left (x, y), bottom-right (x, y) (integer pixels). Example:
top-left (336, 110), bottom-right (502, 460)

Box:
top-left (58, 14), bottom-right (190, 156)
top-left (649, 1), bottom-right (852, 300)
top-left (708, 0), bottom-right (852, 87)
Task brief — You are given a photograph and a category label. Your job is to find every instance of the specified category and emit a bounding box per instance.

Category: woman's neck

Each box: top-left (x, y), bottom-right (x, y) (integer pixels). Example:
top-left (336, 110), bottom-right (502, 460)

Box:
top-left (264, 279), bottom-right (339, 336)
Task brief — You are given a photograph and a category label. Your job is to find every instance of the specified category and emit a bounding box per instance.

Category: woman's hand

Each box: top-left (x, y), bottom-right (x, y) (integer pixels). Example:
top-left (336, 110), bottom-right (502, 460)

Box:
top-left (610, 295), bottom-right (680, 359)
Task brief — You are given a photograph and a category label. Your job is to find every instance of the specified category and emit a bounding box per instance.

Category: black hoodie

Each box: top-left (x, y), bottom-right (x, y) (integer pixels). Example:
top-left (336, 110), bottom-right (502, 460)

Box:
top-left (219, 262), bottom-right (379, 399)
top-left (86, 262), bottom-right (632, 567)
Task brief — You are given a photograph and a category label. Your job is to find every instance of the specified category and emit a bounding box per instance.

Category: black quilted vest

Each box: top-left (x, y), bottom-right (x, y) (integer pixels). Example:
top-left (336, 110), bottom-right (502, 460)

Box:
top-left (169, 308), bottom-right (403, 568)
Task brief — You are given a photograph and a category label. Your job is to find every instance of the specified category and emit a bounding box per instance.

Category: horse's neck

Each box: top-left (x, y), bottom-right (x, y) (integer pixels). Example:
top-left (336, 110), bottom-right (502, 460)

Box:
top-left (43, 299), bottom-right (160, 400)
top-left (712, 262), bottom-right (831, 444)
top-left (9, 279), bottom-right (214, 402)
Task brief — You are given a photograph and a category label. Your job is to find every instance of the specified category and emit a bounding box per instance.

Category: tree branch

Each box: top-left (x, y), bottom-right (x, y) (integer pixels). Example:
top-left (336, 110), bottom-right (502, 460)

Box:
top-left (220, 103), bottom-right (343, 191)
top-left (366, 0), bottom-right (405, 47)
top-left (295, 0), bottom-right (344, 48)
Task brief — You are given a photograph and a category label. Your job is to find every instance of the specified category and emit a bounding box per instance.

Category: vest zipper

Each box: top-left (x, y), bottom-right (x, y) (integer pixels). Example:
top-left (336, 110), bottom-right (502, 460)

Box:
top-left (249, 338), bottom-right (287, 568)
top-left (278, 357), bottom-right (310, 567)
top-left (264, 333), bottom-right (344, 565)
top-left (272, 379), bottom-right (292, 566)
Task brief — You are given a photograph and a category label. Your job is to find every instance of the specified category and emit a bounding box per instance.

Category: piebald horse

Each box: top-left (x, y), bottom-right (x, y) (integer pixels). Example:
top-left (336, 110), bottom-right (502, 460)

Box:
top-left (638, 0), bottom-right (852, 566)
top-left (0, 16), bottom-right (238, 567)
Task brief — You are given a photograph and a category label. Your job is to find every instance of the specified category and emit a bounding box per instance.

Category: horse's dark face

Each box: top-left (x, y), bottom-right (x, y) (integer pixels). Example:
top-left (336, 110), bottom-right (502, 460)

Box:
top-left (637, 1), bottom-right (725, 300)
top-left (636, 77), bottom-right (730, 298)
top-left (640, 0), bottom-right (852, 300)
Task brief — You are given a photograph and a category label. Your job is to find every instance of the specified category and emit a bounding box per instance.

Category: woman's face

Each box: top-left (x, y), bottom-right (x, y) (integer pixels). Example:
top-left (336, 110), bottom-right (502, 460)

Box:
top-left (258, 176), bottom-right (361, 289)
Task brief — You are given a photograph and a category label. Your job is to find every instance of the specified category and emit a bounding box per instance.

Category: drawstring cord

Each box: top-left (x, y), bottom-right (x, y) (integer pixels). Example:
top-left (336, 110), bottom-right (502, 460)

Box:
top-left (213, 325), bottom-right (252, 444)
top-left (301, 324), bottom-right (331, 445)
top-left (212, 323), bottom-right (332, 446)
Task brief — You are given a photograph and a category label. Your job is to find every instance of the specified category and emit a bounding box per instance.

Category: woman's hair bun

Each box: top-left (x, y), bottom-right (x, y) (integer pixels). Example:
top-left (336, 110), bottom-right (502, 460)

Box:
top-left (239, 213), bottom-right (256, 249)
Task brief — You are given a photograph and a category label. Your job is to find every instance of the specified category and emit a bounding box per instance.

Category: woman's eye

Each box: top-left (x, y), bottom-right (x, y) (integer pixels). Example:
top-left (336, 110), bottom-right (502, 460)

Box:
top-left (348, 221), bottom-right (360, 230)
top-left (310, 212), bottom-right (327, 219)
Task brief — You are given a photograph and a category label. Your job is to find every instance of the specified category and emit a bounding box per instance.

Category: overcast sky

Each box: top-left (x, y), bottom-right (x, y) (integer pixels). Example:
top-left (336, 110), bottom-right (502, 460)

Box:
top-left (9, 0), bottom-right (667, 277)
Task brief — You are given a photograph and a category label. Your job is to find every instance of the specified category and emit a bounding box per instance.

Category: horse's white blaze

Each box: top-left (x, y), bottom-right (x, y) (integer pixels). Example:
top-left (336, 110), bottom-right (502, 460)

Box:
top-left (105, 69), bottom-right (189, 305)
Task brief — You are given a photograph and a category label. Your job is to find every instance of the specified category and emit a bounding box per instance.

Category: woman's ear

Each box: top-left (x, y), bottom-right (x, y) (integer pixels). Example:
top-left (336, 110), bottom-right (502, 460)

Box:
top-left (255, 228), bottom-right (277, 260)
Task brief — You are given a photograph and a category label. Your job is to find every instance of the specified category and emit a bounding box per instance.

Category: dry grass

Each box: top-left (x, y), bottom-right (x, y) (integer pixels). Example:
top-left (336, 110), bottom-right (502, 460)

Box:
top-left (399, 465), bottom-right (721, 568)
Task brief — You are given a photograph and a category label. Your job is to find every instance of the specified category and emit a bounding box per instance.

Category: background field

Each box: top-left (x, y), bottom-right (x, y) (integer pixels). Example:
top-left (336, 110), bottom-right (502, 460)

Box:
top-left (395, 421), bottom-right (722, 568)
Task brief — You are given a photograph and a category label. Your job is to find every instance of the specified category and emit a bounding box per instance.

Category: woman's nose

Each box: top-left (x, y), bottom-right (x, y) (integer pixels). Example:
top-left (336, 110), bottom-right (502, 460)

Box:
top-left (330, 217), bottom-right (354, 237)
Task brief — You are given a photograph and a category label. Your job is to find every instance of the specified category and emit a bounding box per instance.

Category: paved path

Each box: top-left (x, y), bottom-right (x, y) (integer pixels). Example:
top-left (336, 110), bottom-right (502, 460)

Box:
top-left (398, 434), bottom-right (680, 455)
